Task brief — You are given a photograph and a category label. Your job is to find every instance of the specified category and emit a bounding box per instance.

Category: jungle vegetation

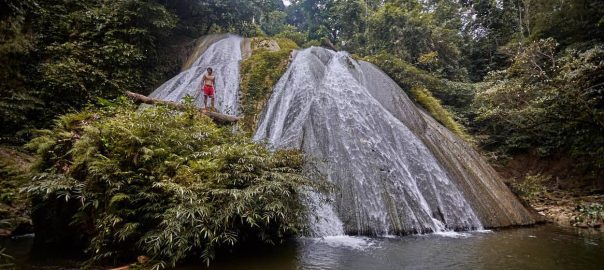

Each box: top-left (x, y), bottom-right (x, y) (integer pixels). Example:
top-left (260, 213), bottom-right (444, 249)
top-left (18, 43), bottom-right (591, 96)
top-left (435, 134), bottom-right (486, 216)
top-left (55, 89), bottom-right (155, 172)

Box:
top-left (25, 99), bottom-right (320, 268)
top-left (1, 0), bottom-right (603, 267)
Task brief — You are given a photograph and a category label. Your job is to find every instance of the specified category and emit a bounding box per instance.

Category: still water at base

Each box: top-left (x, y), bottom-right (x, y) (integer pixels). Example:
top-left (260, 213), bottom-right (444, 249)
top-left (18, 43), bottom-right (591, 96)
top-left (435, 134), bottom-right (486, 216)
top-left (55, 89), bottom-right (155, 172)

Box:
top-left (197, 224), bottom-right (603, 270)
top-left (3, 224), bottom-right (603, 269)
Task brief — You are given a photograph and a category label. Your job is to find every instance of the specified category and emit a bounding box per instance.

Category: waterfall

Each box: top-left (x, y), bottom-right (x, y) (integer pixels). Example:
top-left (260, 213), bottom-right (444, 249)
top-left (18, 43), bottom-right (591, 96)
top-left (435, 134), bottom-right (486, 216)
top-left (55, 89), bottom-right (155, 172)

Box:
top-left (254, 47), bottom-right (539, 236)
top-left (150, 35), bottom-right (539, 237)
top-left (148, 34), bottom-right (243, 114)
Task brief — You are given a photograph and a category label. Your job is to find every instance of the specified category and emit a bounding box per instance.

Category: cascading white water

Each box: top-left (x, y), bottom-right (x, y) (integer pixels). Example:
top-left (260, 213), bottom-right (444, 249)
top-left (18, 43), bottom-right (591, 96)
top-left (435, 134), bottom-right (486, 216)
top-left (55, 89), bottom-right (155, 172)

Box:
top-left (148, 34), bottom-right (243, 114)
top-left (254, 47), bottom-right (484, 236)
top-left (149, 35), bottom-right (538, 237)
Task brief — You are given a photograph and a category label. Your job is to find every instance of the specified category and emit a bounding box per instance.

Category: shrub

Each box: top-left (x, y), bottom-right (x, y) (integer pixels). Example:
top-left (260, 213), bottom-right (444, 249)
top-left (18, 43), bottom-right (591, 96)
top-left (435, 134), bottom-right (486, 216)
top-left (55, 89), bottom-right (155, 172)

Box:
top-left (510, 174), bottom-right (550, 202)
top-left (0, 147), bottom-right (34, 237)
top-left (275, 25), bottom-right (308, 46)
top-left (474, 40), bottom-right (604, 177)
top-left (25, 99), bottom-right (320, 268)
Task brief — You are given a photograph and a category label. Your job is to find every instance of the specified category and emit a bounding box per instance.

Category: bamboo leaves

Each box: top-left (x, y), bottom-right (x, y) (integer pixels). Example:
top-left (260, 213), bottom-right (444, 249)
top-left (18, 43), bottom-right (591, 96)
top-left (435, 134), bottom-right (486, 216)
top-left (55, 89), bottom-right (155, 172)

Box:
top-left (27, 100), bottom-right (322, 268)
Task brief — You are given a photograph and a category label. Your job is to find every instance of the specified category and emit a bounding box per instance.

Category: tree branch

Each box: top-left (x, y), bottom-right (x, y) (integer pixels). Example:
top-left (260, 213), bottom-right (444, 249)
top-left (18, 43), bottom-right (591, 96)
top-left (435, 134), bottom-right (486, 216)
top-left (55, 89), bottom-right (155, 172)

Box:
top-left (125, 91), bottom-right (240, 125)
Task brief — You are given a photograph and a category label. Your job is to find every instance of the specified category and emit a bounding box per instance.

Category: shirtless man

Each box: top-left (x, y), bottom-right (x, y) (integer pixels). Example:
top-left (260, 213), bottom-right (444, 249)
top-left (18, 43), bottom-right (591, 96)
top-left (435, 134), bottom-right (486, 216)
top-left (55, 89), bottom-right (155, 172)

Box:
top-left (199, 67), bottom-right (216, 109)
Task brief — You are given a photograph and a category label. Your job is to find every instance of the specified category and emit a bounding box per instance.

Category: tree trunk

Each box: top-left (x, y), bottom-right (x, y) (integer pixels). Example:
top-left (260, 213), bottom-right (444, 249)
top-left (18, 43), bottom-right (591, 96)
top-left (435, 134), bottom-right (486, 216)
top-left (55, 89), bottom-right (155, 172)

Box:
top-left (125, 91), bottom-right (240, 124)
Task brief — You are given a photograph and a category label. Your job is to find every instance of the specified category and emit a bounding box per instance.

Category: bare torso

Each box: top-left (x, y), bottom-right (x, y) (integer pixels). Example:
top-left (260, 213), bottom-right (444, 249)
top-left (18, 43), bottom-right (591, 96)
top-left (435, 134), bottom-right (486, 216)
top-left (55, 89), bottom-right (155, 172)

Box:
top-left (203, 74), bottom-right (215, 87)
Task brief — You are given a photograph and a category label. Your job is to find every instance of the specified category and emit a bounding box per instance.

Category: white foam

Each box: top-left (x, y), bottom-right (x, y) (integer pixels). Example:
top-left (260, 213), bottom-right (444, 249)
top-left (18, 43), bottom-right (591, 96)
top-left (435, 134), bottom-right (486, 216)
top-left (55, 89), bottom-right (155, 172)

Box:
top-left (431, 231), bottom-right (472, 238)
top-left (309, 235), bottom-right (375, 250)
top-left (253, 46), bottom-right (483, 236)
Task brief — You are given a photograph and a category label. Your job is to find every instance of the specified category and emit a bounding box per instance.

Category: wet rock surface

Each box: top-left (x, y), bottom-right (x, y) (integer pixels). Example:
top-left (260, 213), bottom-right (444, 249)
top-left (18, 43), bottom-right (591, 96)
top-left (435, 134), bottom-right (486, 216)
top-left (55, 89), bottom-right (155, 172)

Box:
top-left (254, 47), bottom-right (540, 236)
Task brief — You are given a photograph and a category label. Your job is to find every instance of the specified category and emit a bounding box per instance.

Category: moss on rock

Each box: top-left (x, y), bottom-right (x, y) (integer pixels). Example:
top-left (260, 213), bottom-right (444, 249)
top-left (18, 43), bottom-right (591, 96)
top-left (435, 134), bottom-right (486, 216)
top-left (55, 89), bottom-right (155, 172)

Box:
top-left (364, 53), bottom-right (474, 140)
top-left (239, 37), bottom-right (298, 133)
top-left (410, 86), bottom-right (471, 140)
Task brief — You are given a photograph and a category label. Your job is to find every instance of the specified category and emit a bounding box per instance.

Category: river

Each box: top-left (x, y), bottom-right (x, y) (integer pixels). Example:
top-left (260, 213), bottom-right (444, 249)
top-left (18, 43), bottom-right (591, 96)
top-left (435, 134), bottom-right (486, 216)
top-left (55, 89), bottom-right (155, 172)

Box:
top-left (2, 224), bottom-right (602, 269)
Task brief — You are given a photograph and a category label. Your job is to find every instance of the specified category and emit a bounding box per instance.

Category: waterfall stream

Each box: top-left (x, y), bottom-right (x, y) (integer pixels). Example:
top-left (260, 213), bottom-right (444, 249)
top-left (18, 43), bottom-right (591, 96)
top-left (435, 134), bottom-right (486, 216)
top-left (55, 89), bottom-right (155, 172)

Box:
top-left (148, 34), bottom-right (243, 114)
top-left (151, 37), bottom-right (538, 237)
top-left (254, 47), bottom-right (538, 236)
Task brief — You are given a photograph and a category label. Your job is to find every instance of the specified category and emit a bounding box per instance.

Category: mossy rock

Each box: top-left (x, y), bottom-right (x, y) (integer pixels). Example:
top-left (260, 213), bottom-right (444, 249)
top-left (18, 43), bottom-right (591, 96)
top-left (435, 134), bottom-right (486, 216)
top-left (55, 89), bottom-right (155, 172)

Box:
top-left (410, 86), bottom-right (472, 141)
top-left (363, 53), bottom-right (475, 140)
top-left (239, 37), bottom-right (298, 133)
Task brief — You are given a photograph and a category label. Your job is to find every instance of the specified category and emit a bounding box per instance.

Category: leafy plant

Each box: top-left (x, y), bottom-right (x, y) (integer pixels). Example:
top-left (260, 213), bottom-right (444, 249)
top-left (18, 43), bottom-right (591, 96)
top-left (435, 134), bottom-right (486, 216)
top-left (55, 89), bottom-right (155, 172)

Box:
top-left (26, 99), bottom-right (322, 268)
top-left (573, 203), bottom-right (604, 227)
top-left (474, 40), bottom-right (604, 175)
top-left (510, 173), bottom-right (550, 202)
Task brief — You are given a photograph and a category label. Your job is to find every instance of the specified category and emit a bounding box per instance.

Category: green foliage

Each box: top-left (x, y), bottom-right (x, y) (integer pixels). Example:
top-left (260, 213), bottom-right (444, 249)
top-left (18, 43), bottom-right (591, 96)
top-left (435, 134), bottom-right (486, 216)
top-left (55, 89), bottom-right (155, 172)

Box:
top-left (474, 39), bottom-right (604, 174)
top-left (377, 3), bottom-right (467, 80)
top-left (524, 0), bottom-right (604, 46)
top-left (164, 0), bottom-right (285, 37)
top-left (285, 1), bottom-right (469, 80)
top-left (0, 0), bottom-right (180, 141)
top-left (261, 11), bottom-right (288, 36)
top-left (0, 0), bottom-right (40, 140)
top-left (35, 0), bottom-right (178, 110)
top-left (573, 202), bottom-right (604, 227)
top-left (363, 53), bottom-right (475, 122)
top-left (240, 38), bottom-right (298, 132)
top-left (25, 100), bottom-right (319, 268)
top-left (0, 147), bottom-right (34, 232)
top-left (409, 86), bottom-right (471, 140)
top-left (275, 25), bottom-right (308, 46)
top-left (510, 173), bottom-right (550, 202)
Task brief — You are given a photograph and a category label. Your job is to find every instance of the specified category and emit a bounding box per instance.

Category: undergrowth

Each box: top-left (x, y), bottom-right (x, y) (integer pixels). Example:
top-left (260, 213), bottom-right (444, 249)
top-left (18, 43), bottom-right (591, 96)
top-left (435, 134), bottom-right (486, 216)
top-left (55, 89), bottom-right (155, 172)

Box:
top-left (573, 203), bottom-right (604, 227)
top-left (25, 98), bottom-right (323, 269)
top-left (510, 173), bottom-right (550, 203)
top-left (0, 146), bottom-right (33, 235)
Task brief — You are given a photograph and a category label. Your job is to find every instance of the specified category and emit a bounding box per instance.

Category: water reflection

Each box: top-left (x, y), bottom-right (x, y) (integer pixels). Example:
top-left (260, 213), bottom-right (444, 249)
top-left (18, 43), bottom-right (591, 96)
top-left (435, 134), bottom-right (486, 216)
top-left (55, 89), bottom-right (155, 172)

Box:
top-left (206, 225), bottom-right (603, 270)
top-left (2, 225), bottom-right (603, 269)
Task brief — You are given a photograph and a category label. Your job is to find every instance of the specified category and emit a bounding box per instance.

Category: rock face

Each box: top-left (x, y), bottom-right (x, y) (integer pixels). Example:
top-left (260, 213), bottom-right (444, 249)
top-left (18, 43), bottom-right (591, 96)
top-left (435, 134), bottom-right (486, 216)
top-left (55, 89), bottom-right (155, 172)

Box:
top-left (254, 47), bottom-right (541, 236)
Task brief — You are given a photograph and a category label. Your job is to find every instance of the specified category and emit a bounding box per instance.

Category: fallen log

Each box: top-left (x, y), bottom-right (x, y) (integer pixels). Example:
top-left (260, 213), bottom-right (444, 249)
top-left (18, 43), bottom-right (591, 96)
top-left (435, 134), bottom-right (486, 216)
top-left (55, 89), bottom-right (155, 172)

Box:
top-left (125, 91), bottom-right (240, 124)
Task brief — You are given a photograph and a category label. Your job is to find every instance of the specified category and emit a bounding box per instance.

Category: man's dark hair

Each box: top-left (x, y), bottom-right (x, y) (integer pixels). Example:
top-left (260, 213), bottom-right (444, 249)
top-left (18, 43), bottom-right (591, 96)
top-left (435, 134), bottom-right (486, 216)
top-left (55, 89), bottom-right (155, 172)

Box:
top-left (207, 67), bottom-right (213, 73)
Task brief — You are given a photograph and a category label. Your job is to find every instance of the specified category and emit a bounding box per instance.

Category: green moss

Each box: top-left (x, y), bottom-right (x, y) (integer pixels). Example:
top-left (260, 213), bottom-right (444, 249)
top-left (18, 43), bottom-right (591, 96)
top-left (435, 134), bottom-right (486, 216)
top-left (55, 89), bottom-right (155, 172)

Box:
top-left (364, 53), bottom-right (475, 140)
top-left (410, 86), bottom-right (471, 140)
top-left (239, 37), bottom-right (298, 132)
top-left (363, 53), bottom-right (475, 109)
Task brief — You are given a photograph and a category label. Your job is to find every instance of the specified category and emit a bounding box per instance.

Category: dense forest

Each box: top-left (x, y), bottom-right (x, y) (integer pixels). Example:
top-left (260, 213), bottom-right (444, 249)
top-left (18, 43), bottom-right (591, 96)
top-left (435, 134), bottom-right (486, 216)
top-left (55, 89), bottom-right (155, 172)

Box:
top-left (1, 0), bottom-right (603, 268)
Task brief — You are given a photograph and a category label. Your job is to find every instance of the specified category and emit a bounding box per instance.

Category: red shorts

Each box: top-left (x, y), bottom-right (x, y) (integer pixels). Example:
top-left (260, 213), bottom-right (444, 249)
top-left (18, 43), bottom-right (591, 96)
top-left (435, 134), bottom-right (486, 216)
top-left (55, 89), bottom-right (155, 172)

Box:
top-left (203, 85), bottom-right (214, 96)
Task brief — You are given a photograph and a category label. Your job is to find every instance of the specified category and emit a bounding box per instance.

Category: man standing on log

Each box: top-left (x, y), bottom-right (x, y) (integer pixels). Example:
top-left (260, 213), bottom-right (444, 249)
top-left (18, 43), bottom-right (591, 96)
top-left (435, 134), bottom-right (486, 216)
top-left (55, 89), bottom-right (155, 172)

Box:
top-left (199, 67), bottom-right (216, 110)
